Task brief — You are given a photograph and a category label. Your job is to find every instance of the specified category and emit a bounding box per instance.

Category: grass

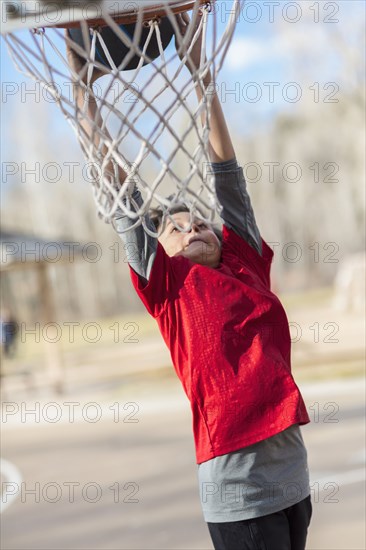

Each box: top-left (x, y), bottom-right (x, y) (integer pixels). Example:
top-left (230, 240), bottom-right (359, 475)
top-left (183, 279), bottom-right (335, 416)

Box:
top-left (2, 286), bottom-right (364, 385)
top-left (294, 358), bottom-right (365, 383)
top-left (279, 286), bottom-right (334, 309)
top-left (1, 311), bottom-right (159, 373)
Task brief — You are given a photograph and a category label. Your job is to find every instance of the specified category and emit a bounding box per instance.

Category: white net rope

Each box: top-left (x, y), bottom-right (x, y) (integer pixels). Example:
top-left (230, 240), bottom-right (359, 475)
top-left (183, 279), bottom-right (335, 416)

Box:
top-left (3, 0), bottom-right (241, 234)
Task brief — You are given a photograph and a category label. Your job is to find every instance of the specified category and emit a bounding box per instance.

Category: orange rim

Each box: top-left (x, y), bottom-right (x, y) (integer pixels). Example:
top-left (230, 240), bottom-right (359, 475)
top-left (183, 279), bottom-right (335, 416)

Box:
top-left (55, 1), bottom-right (211, 29)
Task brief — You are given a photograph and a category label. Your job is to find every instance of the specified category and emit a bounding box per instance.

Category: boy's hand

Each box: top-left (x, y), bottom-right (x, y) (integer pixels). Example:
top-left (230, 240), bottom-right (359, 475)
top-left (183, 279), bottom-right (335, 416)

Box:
top-left (175, 11), bottom-right (207, 76)
top-left (65, 30), bottom-right (103, 87)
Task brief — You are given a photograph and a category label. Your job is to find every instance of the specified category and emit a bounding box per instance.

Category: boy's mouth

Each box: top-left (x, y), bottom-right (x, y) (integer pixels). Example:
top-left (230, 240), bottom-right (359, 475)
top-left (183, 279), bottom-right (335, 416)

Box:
top-left (187, 237), bottom-right (206, 247)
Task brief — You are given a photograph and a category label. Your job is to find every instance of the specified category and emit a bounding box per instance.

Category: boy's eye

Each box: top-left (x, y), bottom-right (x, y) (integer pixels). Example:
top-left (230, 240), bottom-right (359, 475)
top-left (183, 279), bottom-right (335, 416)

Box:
top-left (170, 222), bottom-right (207, 233)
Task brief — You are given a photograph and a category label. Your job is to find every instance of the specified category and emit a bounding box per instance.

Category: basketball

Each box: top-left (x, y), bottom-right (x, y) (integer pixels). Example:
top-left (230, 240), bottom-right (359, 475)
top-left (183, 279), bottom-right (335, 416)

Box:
top-left (69, 19), bottom-right (175, 71)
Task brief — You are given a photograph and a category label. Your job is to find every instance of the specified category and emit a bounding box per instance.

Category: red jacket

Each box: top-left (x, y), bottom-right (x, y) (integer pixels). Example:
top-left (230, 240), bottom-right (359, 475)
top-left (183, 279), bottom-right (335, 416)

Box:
top-left (130, 225), bottom-right (310, 464)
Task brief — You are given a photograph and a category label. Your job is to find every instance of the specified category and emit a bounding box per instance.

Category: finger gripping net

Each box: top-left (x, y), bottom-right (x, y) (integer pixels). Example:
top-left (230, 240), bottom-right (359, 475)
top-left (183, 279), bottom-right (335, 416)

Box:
top-left (4, 1), bottom-right (241, 235)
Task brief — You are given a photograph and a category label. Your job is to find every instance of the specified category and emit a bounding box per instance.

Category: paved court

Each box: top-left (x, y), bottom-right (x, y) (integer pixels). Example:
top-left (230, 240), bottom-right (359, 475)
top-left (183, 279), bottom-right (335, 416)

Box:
top-left (1, 376), bottom-right (365, 550)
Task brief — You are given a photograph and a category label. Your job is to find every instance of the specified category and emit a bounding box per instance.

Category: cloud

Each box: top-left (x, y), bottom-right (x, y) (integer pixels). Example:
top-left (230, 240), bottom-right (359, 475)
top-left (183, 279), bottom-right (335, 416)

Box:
top-left (225, 37), bottom-right (268, 70)
top-left (225, 24), bottom-right (333, 73)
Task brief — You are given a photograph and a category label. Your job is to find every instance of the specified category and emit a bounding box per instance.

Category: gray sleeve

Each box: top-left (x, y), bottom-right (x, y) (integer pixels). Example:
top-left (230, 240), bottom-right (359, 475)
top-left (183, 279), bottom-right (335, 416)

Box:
top-left (113, 188), bottom-right (157, 282)
top-left (211, 159), bottom-right (263, 256)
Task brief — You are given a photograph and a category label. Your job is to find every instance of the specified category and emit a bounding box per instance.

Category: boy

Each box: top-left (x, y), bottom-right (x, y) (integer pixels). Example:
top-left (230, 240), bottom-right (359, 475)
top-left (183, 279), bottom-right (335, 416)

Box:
top-left (68, 12), bottom-right (312, 550)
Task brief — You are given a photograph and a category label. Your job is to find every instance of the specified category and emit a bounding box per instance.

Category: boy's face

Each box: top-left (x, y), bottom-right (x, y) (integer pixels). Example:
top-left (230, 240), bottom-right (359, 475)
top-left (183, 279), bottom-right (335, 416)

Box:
top-left (159, 212), bottom-right (221, 268)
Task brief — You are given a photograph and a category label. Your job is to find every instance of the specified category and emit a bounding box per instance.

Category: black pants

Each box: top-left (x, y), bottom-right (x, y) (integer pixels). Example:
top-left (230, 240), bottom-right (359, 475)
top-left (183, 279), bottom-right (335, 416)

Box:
top-left (207, 496), bottom-right (312, 550)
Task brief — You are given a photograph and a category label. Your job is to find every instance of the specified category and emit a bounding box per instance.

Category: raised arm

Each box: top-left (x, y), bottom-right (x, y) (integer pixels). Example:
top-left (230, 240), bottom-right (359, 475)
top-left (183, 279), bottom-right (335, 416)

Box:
top-left (66, 34), bottom-right (127, 186)
top-left (176, 12), bottom-right (262, 255)
top-left (175, 12), bottom-right (235, 163)
top-left (66, 34), bottom-right (157, 281)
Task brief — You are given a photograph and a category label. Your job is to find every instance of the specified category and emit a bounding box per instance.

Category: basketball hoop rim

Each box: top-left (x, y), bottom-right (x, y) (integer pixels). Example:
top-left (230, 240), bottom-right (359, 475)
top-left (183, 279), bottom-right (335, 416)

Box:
top-left (1, 0), bottom-right (212, 34)
top-left (63, 1), bottom-right (211, 28)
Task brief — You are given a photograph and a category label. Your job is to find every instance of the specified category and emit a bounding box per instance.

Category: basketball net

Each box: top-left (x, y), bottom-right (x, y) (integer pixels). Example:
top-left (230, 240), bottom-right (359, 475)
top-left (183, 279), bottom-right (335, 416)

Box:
top-left (3, 1), bottom-right (241, 234)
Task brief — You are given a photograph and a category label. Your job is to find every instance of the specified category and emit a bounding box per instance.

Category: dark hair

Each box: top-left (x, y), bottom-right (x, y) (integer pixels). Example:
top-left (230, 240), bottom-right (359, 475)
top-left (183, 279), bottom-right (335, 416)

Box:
top-left (149, 199), bottom-right (222, 242)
